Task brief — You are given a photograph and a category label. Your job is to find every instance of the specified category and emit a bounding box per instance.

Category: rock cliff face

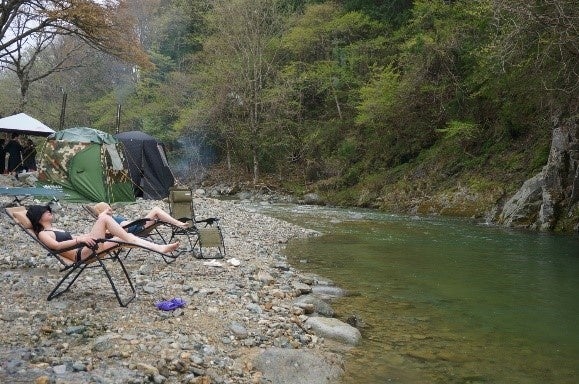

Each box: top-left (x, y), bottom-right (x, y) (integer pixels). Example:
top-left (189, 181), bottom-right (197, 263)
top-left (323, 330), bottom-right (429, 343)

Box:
top-left (497, 117), bottom-right (579, 231)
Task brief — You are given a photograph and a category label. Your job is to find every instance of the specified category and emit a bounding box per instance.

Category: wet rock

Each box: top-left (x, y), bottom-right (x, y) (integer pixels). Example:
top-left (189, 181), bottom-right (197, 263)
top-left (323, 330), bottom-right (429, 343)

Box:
top-left (294, 295), bottom-right (335, 317)
top-left (311, 285), bottom-right (344, 298)
top-left (304, 317), bottom-right (361, 345)
top-left (254, 347), bottom-right (343, 384)
top-left (293, 282), bottom-right (312, 294)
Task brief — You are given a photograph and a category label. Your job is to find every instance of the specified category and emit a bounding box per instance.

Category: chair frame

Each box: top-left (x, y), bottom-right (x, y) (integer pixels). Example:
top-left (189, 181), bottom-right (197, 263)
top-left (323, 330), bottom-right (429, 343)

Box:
top-left (5, 206), bottom-right (172, 307)
top-left (168, 186), bottom-right (226, 259)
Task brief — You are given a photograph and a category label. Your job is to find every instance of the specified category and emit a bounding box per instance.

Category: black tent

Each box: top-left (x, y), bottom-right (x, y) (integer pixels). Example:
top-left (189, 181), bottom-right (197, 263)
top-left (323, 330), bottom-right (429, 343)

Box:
top-left (115, 131), bottom-right (174, 199)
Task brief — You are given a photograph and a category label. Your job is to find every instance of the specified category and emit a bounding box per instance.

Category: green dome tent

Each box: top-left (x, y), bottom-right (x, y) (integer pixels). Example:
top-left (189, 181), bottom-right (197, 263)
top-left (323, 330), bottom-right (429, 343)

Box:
top-left (37, 127), bottom-right (135, 202)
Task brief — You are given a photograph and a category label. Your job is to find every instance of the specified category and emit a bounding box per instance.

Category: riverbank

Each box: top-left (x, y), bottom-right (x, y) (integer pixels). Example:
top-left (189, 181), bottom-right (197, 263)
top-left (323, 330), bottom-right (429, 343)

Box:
top-left (0, 194), bottom-right (356, 383)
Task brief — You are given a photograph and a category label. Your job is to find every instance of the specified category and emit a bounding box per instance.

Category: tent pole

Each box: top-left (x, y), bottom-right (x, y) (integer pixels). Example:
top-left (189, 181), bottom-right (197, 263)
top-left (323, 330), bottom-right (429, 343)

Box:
top-left (59, 90), bottom-right (67, 131)
top-left (116, 104), bottom-right (122, 134)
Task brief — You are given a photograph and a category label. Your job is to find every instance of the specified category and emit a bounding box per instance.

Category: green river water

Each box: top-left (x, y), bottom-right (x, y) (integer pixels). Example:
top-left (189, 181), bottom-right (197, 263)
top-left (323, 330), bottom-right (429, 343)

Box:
top-left (253, 204), bottom-right (579, 384)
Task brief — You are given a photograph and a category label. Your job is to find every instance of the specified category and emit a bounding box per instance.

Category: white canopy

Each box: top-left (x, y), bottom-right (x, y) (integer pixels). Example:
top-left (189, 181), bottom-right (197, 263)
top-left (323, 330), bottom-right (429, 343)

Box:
top-left (0, 113), bottom-right (55, 137)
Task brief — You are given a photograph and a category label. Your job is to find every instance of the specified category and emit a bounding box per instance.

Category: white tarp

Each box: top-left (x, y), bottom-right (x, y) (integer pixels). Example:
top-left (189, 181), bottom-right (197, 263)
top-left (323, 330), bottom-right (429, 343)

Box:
top-left (0, 113), bottom-right (55, 137)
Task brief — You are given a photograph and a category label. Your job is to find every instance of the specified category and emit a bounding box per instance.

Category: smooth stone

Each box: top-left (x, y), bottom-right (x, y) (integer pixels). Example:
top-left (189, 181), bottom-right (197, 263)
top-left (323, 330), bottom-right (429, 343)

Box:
top-left (304, 317), bottom-right (361, 345)
top-left (253, 347), bottom-right (343, 384)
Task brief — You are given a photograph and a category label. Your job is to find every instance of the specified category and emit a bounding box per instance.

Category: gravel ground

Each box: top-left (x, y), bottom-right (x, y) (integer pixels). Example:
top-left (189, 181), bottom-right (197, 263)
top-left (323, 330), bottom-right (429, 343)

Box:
top-left (0, 193), bottom-right (350, 384)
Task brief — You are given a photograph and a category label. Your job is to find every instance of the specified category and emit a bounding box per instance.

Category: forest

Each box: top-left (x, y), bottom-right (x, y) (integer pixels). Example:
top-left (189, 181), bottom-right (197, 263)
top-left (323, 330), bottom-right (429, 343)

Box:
top-left (1, 0), bottom-right (577, 217)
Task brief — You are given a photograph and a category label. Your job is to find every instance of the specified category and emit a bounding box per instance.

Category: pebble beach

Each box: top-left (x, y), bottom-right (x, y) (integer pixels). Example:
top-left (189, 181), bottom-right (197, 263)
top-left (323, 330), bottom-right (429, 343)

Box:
top-left (0, 189), bottom-right (360, 384)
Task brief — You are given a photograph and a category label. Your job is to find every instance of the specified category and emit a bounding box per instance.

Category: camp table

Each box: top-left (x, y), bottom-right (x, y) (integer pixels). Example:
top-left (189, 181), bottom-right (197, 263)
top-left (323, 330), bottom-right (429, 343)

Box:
top-left (0, 186), bottom-right (66, 206)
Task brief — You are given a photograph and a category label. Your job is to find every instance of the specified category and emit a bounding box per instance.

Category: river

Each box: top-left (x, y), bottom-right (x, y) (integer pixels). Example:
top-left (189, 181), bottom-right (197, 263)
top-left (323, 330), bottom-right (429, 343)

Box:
top-left (250, 203), bottom-right (579, 384)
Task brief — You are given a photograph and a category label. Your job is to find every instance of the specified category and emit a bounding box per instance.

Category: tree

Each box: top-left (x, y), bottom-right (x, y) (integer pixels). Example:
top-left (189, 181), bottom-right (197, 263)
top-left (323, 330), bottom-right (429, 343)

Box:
top-left (0, 0), bottom-right (152, 116)
top-left (341, 0), bottom-right (412, 25)
top-left (0, 11), bottom-right (87, 112)
top-left (1, 0), bottom-right (151, 67)
top-left (99, 0), bottom-right (207, 142)
top-left (270, 3), bottom-right (389, 181)
top-left (490, 0), bottom-right (578, 113)
top-left (190, 0), bottom-right (287, 184)
top-left (351, 0), bottom-right (494, 165)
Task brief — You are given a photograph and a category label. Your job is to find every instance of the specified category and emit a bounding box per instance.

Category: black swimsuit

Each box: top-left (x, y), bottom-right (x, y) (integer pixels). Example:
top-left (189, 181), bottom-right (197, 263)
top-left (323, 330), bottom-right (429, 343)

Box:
top-left (49, 230), bottom-right (73, 242)
top-left (43, 230), bottom-right (83, 261)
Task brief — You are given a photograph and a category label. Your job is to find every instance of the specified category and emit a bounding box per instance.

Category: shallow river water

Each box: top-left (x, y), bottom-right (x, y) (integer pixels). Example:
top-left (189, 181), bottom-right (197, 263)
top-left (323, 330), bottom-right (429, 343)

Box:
top-left (253, 204), bottom-right (579, 384)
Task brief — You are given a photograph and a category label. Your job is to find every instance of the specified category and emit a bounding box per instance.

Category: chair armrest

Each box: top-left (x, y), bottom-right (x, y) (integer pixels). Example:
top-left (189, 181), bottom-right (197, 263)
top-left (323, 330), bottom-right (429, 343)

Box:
top-left (195, 217), bottom-right (219, 225)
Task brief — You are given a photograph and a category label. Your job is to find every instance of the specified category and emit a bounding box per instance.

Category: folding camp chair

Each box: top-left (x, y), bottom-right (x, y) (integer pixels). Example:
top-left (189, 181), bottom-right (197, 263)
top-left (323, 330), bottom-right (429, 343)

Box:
top-left (5, 206), bottom-right (172, 307)
top-left (82, 204), bottom-right (179, 264)
top-left (168, 185), bottom-right (225, 259)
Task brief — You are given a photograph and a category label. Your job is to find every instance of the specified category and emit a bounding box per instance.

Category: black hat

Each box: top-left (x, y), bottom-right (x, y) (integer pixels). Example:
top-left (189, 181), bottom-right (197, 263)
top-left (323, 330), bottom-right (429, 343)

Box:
top-left (26, 204), bottom-right (51, 233)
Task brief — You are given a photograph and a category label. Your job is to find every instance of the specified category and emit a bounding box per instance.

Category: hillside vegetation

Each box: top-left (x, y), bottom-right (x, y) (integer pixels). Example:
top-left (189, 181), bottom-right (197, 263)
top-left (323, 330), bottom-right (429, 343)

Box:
top-left (1, 1), bottom-right (576, 222)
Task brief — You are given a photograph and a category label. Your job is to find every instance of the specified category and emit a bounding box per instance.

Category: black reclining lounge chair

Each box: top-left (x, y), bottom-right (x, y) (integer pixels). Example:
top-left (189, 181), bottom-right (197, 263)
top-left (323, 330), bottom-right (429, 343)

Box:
top-left (6, 206), bottom-right (171, 307)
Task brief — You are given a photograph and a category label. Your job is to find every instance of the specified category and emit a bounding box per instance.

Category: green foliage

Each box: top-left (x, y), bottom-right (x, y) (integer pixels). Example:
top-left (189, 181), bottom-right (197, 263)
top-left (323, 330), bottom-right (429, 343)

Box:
top-left (150, 0), bottom-right (208, 65)
top-left (437, 120), bottom-right (479, 140)
top-left (0, 0), bottom-right (572, 219)
top-left (337, 137), bottom-right (358, 163)
top-left (280, 2), bottom-right (342, 59)
top-left (341, 0), bottom-right (412, 25)
top-left (355, 65), bottom-right (399, 128)
top-left (530, 142), bottom-right (550, 171)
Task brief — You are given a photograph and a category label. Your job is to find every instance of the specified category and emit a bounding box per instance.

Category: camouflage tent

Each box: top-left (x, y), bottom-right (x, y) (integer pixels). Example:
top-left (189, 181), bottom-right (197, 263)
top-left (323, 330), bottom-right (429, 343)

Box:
top-left (37, 127), bottom-right (135, 202)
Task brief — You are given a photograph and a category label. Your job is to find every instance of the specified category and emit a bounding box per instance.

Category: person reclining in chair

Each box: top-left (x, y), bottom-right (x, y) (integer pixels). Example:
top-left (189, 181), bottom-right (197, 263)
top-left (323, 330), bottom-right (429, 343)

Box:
top-left (92, 202), bottom-right (191, 234)
top-left (27, 205), bottom-right (180, 263)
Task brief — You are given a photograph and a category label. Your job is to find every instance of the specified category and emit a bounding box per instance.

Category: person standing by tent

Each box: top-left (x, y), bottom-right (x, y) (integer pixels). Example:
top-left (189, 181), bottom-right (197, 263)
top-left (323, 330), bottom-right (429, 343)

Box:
top-left (21, 138), bottom-right (37, 172)
top-left (4, 133), bottom-right (24, 174)
top-left (0, 133), bottom-right (7, 174)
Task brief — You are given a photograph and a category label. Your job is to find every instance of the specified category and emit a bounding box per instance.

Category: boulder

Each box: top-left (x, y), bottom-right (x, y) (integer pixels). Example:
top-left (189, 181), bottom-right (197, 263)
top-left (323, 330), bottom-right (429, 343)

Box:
top-left (498, 118), bottom-right (579, 231)
top-left (253, 347), bottom-right (343, 384)
top-left (304, 317), bottom-right (361, 345)
top-left (294, 295), bottom-right (335, 317)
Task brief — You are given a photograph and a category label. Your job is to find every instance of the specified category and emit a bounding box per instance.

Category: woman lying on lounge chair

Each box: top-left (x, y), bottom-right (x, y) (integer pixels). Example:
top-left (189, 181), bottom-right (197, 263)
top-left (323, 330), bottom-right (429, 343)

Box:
top-left (92, 202), bottom-right (191, 234)
top-left (27, 204), bottom-right (180, 262)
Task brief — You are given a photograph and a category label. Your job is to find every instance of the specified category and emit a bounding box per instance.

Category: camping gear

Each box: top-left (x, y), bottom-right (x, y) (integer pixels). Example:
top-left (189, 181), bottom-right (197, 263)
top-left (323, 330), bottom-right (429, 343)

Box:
top-left (5, 205), bottom-right (140, 306)
top-left (0, 113), bottom-right (55, 137)
top-left (115, 131), bottom-right (174, 199)
top-left (155, 297), bottom-right (186, 311)
top-left (0, 186), bottom-right (66, 202)
top-left (168, 185), bottom-right (225, 259)
top-left (37, 127), bottom-right (135, 202)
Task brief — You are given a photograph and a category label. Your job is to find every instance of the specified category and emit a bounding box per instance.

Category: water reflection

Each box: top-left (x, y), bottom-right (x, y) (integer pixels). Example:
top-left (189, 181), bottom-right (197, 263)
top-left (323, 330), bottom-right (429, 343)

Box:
top-left (249, 203), bottom-right (579, 384)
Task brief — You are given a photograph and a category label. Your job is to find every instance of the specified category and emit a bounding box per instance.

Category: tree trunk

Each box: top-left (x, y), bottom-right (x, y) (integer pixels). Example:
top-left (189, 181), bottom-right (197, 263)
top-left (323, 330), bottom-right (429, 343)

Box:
top-left (252, 146), bottom-right (259, 185)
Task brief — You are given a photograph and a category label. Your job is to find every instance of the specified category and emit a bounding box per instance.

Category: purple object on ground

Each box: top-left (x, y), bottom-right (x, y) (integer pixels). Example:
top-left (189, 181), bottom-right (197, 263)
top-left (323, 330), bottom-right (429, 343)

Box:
top-left (155, 297), bottom-right (186, 311)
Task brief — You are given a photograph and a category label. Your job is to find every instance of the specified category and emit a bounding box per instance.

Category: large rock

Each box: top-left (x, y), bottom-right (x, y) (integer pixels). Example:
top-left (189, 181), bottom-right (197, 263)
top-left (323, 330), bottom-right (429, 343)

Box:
top-left (294, 295), bottom-right (335, 317)
top-left (304, 317), bottom-right (361, 345)
top-left (498, 173), bottom-right (543, 228)
top-left (253, 347), bottom-right (343, 384)
top-left (498, 118), bottom-right (579, 231)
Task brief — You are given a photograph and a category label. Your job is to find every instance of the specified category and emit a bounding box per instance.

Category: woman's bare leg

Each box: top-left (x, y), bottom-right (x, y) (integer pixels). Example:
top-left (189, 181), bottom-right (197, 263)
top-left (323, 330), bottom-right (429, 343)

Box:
top-left (91, 213), bottom-right (180, 253)
top-left (145, 207), bottom-right (190, 228)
